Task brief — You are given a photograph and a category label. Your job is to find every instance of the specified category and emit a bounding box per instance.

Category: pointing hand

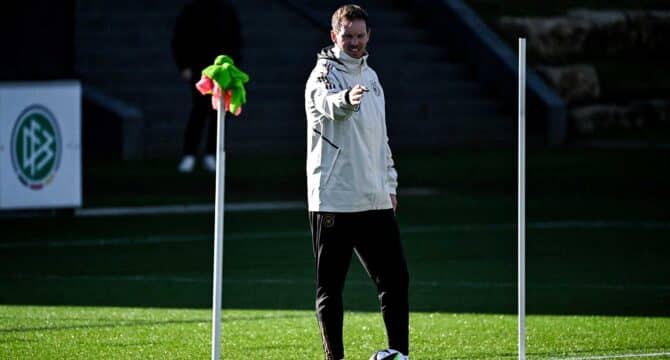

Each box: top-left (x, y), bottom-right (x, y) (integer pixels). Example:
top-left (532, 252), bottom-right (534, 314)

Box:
top-left (348, 84), bottom-right (369, 105)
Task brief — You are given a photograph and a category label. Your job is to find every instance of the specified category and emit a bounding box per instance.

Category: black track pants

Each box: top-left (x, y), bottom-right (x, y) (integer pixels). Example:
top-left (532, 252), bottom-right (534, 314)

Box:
top-left (309, 209), bottom-right (409, 360)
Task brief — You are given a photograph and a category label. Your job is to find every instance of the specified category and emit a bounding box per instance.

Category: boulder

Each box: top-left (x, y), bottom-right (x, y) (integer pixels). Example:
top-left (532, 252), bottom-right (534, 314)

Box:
top-left (571, 100), bottom-right (670, 135)
top-left (535, 64), bottom-right (600, 104)
top-left (571, 104), bottom-right (627, 134)
top-left (627, 99), bottom-right (670, 128)
top-left (569, 9), bottom-right (670, 56)
top-left (499, 16), bottom-right (590, 59)
top-left (499, 10), bottom-right (670, 60)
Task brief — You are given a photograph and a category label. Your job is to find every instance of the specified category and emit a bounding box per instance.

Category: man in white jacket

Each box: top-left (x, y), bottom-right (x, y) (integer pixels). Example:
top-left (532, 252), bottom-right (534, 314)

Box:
top-left (304, 5), bottom-right (409, 360)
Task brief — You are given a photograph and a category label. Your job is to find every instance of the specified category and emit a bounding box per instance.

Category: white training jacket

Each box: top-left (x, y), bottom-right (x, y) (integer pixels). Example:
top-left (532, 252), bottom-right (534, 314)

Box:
top-left (305, 45), bottom-right (398, 212)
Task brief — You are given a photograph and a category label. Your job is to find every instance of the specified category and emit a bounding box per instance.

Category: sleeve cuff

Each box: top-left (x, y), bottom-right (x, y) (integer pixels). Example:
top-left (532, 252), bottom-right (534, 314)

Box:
top-left (340, 90), bottom-right (357, 111)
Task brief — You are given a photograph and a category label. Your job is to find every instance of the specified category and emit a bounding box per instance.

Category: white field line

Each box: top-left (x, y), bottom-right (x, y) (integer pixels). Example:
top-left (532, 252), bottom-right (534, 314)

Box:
top-left (0, 232), bottom-right (308, 249)
top-left (75, 201), bottom-right (305, 217)
top-left (405, 221), bottom-right (670, 233)
top-left (549, 351), bottom-right (670, 359)
top-left (73, 201), bottom-right (670, 234)
top-left (0, 234), bottom-right (211, 249)
top-left (2, 220), bottom-right (669, 250)
top-left (3, 274), bottom-right (669, 292)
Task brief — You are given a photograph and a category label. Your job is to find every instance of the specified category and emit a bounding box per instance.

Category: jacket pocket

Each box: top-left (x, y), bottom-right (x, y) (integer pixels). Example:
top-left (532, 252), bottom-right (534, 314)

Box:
top-left (312, 127), bottom-right (342, 189)
top-left (322, 148), bottom-right (341, 188)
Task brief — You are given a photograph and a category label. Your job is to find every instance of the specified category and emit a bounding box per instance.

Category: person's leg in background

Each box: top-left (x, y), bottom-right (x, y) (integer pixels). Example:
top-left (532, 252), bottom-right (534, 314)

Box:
top-left (203, 106), bottom-right (217, 172)
top-left (179, 85), bottom-right (211, 172)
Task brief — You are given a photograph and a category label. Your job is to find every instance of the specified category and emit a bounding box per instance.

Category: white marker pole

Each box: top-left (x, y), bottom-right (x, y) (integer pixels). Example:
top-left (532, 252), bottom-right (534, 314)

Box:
top-left (212, 96), bottom-right (226, 360)
top-left (518, 38), bottom-right (526, 360)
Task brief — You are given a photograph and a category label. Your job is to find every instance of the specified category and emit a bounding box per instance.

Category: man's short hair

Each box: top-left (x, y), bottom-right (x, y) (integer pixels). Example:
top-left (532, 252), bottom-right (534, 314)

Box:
top-left (331, 4), bottom-right (369, 32)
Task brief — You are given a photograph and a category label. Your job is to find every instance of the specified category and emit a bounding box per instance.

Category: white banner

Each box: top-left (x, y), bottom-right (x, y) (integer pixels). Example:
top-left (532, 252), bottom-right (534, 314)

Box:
top-left (0, 81), bottom-right (81, 209)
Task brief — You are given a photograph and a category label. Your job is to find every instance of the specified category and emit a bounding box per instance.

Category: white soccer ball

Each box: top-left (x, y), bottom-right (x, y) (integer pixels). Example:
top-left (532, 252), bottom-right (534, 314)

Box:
top-left (369, 349), bottom-right (407, 360)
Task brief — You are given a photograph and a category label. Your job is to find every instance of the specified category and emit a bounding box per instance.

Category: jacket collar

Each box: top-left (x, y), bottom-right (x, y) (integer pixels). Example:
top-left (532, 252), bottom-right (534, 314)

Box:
top-left (318, 45), bottom-right (368, 73)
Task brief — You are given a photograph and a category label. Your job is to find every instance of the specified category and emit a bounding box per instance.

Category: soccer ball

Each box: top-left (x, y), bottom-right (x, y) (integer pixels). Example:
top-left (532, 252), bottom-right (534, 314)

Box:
top-left (369, 349), bottom-right (407, 360)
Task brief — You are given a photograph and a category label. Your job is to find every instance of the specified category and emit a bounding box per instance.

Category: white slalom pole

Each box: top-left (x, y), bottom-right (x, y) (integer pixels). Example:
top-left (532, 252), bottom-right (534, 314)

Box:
top-left (212, 96), bottom-right (226, 360)
top-left (518, 38), bottom-right (526, 360)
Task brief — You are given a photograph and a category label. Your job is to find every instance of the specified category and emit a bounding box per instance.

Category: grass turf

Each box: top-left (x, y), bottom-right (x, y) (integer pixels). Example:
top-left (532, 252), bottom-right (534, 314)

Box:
top-left (2, 209), bottom-right (669, 314)
top-left (1, 148), bottom-right (669, 358)
top-left (1, 306), bottom-right (669, 359)
top-left (79, 147), bottom-right (669, 207)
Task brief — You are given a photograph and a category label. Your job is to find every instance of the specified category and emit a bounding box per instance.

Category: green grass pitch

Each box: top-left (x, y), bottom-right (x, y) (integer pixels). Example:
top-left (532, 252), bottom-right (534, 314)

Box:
top-left (2, 307), bottom-right (669, 359)
top-left (1, 148), bottom-right (669, 358)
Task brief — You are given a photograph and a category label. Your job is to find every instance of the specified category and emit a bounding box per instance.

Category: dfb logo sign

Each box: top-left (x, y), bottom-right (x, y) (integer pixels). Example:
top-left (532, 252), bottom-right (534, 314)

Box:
top-left (10, 105), bottom-right (62, 190)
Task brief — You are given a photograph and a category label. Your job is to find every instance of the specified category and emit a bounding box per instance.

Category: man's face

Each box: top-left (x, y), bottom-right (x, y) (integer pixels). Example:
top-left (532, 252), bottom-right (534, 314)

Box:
top-left (331, 19), bottom-right (370, 59)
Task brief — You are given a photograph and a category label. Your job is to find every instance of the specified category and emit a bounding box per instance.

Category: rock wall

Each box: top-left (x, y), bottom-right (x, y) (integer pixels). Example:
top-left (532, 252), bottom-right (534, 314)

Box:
top-left (498, 9), bottom-right (670, 140)
top-left (500, 9), bottom-right (670, 60)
